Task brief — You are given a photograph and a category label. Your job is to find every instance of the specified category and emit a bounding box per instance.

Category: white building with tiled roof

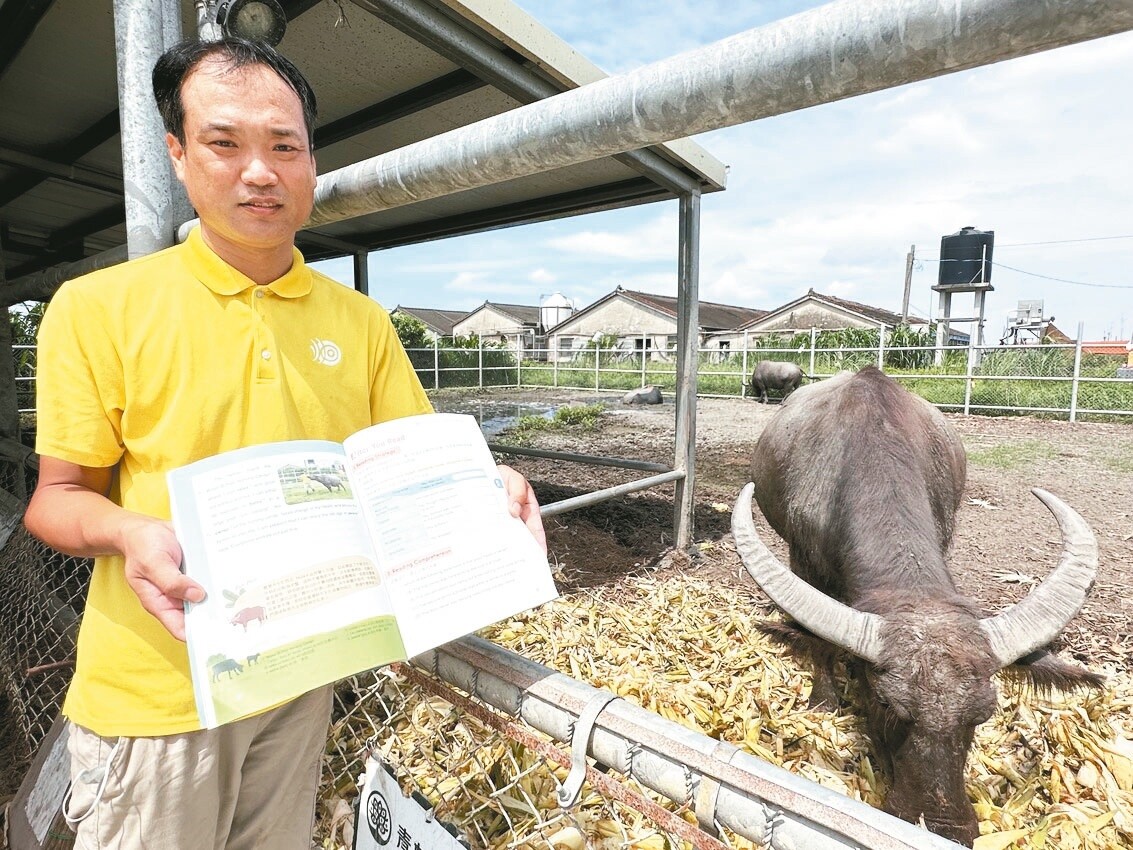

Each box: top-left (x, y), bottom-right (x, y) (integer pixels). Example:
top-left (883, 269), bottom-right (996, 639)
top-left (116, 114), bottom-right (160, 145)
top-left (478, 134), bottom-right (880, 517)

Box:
top-left (707, 289), bottom-right (969, 347)
top-left (545, 286), bottom-right (765, 361)
top-left (452, 301), bottom-right (545, 350)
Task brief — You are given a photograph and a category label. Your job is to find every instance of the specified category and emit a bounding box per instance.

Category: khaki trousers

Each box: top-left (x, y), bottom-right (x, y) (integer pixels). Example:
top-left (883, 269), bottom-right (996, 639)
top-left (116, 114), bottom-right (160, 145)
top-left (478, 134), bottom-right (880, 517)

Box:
top-left (64, 685), bottom-right (333, 850)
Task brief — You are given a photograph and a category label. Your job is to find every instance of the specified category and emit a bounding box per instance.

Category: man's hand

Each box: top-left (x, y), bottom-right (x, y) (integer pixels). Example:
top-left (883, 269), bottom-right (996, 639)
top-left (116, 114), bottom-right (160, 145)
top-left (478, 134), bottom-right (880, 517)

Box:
top-left (497, 464), bottom-right (547, 553)
top-left (119, 515), bottom-right (205, 641)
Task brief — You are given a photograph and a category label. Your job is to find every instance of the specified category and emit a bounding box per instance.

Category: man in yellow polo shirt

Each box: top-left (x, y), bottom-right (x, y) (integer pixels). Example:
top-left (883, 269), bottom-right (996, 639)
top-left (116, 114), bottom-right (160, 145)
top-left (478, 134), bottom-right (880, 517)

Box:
top-left (25, 37), bottom-right (545, 850)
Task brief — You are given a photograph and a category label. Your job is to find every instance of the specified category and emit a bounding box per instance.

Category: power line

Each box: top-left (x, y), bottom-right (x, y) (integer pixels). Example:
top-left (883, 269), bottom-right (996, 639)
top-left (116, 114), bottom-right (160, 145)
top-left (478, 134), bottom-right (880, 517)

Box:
top-left (995, 234), bottom-right (1133, 248)
top-left (988, 261), bottom-right (1133, 289)
top-left (916, 257), bottom-right (1132, 289)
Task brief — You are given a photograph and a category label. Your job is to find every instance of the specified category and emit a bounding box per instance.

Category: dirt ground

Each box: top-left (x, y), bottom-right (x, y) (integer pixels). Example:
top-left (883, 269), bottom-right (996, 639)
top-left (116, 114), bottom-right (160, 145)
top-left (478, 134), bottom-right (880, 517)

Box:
top-left (453, 386), bottom-right (1133, 674)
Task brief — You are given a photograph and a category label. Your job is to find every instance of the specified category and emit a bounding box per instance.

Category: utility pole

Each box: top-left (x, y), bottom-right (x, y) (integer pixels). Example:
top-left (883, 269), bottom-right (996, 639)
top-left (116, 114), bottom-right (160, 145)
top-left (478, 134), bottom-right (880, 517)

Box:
top-left (900, 244), bottom-right (915, 323)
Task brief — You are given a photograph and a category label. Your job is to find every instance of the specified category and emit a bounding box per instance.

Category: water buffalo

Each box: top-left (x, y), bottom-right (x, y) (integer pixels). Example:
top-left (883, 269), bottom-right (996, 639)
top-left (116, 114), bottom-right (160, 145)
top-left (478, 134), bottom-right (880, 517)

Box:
top-left (731, 366), bottom-right (1100, 847)
top-left (749, 360), bottom-right (804, 403)
top-left (210, 658), bottom-right (244, 681)
top-left (307, 472), bottom-right (346, 492)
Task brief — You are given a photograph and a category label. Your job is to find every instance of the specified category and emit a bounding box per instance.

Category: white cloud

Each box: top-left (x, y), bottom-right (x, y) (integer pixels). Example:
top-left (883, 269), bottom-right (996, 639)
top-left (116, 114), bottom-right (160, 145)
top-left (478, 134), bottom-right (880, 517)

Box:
top-left (529, 268), bottom-right (557, 284)
top-left (547, 216), bottom-right (675, 262)
top-left (446, 271), bottom-right (491, 291)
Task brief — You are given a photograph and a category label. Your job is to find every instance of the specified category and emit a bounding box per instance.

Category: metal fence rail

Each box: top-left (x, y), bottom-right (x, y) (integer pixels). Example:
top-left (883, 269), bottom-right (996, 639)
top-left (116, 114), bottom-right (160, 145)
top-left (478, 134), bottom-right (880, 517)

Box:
top-left (394, 330), bottom-right (1133, 423)
top-left (15, 332), bottom-right (1131, 421)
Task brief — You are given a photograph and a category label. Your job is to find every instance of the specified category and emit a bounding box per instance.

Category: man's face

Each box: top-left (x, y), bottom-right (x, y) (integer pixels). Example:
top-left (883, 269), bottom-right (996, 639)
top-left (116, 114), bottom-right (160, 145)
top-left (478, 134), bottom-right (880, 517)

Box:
top-left (166, 58), bottom-right (316, 273)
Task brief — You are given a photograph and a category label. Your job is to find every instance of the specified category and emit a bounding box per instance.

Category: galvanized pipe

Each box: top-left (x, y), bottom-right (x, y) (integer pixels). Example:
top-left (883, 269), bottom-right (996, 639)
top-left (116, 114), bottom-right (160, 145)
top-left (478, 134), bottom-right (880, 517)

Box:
top-left (539, 470), bottom-right (684, 518)
top-left (673, 190), bottom-right (701, 549)
top-left (486, 444), bottom-right (673, 473)
top-left (309, 0), bottom-right (1133, 227)
top-left (350, 0), bottom-right (703, 196)
top-left (418, 637), bottom-right (965, 850)
top-left (1, 246), bottom-right (130, 306)
top-left (112, 0), bottom-right (185, 258)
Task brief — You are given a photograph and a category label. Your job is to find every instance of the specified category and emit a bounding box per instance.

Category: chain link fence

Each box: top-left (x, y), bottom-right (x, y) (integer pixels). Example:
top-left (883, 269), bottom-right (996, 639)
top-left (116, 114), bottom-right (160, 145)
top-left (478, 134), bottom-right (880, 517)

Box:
top-left (320, 665), bottom-right (719, 850)
top-left (0, 517), bottom-right (90, 795)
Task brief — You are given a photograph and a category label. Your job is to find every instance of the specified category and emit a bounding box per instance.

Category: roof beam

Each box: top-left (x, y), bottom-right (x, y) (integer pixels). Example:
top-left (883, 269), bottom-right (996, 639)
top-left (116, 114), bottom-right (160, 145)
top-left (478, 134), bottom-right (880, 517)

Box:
top-left (0, 144), bottom-right (123, 198)
top-left (350, 0), bottom-right (702, 195)
top-left (280, 0), bottom-right (326, 20)
top-left (305, 177), bottom-right (667, 258)
top-left (5, 204), bottom-right (124, 280)
top-left (295, 229), bottom-right (369, 254)
top-left (315, 69), bottom-right (485, 149)
top-left (0, 0), bottom-right (57, 80)
top-left (47, 204), bottom-right (125, 253)
top-left (0, 110), bottom-right (121, 208)
top-left (312, 0), bottom-right (1133, 229)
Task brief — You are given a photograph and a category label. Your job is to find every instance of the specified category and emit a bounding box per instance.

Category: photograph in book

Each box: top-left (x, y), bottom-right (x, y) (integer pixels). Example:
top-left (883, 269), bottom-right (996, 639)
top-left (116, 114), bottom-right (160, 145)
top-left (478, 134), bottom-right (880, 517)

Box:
top-left (167, 413), bottom-right (557, 728)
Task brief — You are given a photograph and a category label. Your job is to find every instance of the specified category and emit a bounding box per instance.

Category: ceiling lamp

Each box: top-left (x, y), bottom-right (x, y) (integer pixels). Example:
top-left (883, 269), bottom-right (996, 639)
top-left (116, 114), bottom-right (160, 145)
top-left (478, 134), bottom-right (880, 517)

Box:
top-left (215, 0), bottom-right (287, 46)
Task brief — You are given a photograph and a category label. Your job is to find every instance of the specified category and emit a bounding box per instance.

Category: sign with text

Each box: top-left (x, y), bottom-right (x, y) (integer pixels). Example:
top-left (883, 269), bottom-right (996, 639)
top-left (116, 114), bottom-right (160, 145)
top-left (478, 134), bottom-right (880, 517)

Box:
top-left (353, 757), bottom-right (468, 850)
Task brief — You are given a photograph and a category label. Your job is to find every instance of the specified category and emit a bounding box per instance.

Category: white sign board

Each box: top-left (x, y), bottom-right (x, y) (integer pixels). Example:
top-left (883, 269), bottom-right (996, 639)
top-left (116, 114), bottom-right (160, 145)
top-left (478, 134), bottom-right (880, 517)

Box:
top-left (354, 758), bottom-right (468, 850)
top-left (23, 726), bottom-right (71, 843)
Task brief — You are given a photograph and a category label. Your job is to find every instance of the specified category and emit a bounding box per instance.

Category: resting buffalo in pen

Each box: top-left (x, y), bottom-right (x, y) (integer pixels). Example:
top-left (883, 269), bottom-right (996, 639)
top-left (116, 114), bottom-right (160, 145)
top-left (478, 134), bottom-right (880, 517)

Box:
top-left (731, 366), bottom-right (1101, 847)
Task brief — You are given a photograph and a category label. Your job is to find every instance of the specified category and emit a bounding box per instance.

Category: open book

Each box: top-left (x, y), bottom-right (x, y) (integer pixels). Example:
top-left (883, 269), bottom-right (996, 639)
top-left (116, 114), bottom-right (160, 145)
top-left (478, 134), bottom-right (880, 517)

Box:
top-left (168, 413), bottom-right (557, 728)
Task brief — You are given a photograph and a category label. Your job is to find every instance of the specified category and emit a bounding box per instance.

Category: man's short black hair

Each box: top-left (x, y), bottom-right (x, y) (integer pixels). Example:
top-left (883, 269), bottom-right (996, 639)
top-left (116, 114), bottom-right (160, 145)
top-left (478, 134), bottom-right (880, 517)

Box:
top-left (152, 37), bottom-right (317, 147)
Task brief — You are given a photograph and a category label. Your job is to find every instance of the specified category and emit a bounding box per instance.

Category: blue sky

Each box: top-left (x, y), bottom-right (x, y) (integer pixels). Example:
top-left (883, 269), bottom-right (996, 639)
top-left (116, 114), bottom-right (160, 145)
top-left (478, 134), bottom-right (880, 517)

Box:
top-left (312, 1), bottom-right (1133, 342)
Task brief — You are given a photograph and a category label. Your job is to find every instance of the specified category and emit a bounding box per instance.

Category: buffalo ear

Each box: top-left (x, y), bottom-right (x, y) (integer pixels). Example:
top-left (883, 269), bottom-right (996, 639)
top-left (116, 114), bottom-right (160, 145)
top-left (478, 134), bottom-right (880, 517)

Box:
top-left (999, 649), bottom-right (1105, 694)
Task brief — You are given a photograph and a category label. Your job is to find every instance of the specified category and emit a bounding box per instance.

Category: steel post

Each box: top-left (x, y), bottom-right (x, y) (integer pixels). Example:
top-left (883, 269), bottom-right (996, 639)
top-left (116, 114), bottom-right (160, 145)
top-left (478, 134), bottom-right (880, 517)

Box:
top-left (112, 0), bottom-right (186, 258)
top-left (674, 190), bottom-right (701, 550)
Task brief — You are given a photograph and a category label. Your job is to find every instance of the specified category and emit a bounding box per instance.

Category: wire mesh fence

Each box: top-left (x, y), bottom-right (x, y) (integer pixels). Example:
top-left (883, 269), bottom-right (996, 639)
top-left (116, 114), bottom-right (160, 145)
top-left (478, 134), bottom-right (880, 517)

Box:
top-left (319, 665), bottom-right (724, 850)
top-left (0, 522), bottom-right (89, 778)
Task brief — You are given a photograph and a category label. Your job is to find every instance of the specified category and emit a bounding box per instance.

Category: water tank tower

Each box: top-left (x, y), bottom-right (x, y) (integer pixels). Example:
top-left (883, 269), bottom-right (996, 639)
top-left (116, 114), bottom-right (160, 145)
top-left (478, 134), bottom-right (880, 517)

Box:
top-left (932, 226), bottom-right (995, 360)
top-left (938, 226), bottom-right (994, 288)
top-left (540, 292), bottom-right (574, 330)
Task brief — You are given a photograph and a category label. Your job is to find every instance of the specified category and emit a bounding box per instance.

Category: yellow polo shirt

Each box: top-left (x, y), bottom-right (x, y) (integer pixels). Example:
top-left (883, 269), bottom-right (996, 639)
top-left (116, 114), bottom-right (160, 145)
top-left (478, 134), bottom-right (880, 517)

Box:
top-left (35, 227), bottom-right (432, 736)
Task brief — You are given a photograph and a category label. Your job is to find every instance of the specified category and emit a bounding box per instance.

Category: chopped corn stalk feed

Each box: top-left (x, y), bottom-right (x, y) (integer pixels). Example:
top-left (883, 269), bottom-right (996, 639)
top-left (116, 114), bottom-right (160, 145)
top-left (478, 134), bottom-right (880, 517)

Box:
top-left (318, 574), bottom-right (1133, 850)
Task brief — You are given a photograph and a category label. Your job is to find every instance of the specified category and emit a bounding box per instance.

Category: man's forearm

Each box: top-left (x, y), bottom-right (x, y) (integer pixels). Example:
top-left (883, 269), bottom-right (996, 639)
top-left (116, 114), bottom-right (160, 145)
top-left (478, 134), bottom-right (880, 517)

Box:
top-left (25, 481), bottom-right (142, 558)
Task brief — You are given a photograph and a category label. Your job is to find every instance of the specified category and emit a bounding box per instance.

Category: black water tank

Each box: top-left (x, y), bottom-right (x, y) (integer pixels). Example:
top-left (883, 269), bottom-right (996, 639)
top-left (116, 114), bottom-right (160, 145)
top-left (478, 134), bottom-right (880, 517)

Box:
top-left (938, 226), bottom-right (994, 288)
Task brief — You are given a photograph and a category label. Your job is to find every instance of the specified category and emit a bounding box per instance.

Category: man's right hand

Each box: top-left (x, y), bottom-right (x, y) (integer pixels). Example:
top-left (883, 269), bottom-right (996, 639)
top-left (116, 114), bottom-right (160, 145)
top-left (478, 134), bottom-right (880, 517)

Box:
top-left (120, 514), bottom-right (204, 641)
top-left (25, 456), bottom-right (205, 641)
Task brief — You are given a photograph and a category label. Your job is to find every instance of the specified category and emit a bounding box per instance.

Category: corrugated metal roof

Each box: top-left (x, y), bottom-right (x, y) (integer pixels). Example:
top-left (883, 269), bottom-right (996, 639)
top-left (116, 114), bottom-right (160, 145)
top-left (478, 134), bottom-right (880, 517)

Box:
top-left (0, 0), bottom-right (726, 294)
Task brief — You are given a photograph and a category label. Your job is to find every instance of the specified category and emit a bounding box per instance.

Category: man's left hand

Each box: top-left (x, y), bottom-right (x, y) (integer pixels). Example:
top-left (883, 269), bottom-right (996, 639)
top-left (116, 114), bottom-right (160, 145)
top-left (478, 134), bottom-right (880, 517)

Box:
top-left (497, 464), bottom-right (547, 553)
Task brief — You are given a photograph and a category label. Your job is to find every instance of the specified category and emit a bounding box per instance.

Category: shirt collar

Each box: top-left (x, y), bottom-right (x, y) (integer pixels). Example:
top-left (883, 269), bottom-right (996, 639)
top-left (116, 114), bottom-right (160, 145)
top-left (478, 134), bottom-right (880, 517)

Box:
top-left (182, 226), bottom-right (312, 299)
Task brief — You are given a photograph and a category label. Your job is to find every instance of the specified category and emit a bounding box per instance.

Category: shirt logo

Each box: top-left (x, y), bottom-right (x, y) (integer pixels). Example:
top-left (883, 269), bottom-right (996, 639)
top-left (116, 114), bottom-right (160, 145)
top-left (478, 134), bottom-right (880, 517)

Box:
top-left (310, 338), bottom-right (342, 366)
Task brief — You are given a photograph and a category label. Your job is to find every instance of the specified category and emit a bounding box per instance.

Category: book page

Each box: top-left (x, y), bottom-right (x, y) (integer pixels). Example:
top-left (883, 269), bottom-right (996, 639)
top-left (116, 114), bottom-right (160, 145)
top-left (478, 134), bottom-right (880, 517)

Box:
top-left (169, 440), bottom-right (406, 727)
top-left (344, 413), bottom-right (557, 657)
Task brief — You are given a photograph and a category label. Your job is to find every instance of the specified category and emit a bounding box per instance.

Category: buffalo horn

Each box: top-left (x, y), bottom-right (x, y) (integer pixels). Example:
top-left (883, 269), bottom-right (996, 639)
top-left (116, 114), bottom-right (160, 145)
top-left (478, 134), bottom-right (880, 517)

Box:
top-left (731, 483), bottom-right (885, 664)
top-left (979, 488), bottom-right (1098, 668)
